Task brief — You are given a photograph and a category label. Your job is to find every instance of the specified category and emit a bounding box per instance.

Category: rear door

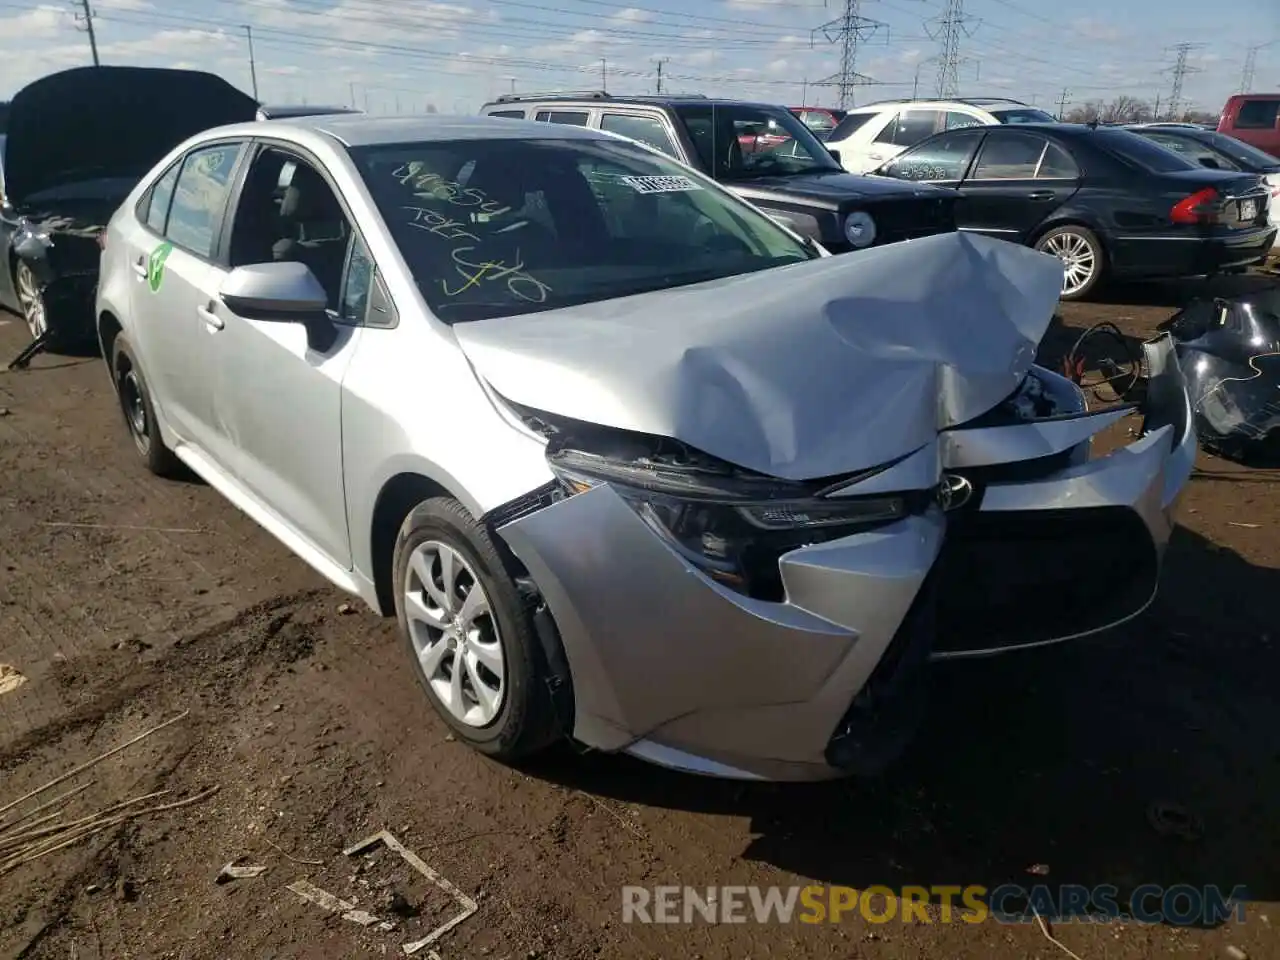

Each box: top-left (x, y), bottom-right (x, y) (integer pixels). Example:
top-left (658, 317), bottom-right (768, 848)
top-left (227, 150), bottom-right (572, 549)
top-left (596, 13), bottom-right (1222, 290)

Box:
top-left (125, 140), bottom-right (245, 450)
top-left (860, 108), bottom-right (945, 172)
top-left (956, 130), bottom-right (1080, 241)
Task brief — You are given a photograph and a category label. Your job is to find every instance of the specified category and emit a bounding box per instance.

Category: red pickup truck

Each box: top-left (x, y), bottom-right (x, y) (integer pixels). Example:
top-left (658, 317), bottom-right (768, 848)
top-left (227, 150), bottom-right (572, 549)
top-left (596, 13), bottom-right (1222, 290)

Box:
top-left (1218, 94), bottom-right (1280, 158)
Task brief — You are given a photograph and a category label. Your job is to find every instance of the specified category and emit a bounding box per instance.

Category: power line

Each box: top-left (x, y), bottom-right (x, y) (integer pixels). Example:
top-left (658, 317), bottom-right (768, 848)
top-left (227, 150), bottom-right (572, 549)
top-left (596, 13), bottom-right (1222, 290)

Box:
top-left (811, 0), bottom-right (887, 109)
top-left (926, 0), bottom-right (979, 97)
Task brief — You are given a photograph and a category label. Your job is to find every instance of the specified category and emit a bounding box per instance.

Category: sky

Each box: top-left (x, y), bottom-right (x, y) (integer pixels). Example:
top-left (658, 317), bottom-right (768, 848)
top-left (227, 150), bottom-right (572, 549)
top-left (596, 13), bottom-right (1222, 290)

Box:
top-left (0, 0), bottom-right (1276, 116)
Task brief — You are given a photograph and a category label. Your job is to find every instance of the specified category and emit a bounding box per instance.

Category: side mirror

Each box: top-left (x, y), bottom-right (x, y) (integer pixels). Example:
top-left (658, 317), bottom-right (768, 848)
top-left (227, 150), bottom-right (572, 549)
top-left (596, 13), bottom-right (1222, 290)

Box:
top-left (219, 261), bottom-right (337, 350)
top-left (828, 148), bottom-right (842, 164)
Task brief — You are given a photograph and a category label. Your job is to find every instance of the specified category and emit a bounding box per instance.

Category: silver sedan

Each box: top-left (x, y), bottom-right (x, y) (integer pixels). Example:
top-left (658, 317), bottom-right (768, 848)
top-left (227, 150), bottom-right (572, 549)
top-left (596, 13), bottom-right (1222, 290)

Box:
top-left (94, 114), bottom-right (1196, 781)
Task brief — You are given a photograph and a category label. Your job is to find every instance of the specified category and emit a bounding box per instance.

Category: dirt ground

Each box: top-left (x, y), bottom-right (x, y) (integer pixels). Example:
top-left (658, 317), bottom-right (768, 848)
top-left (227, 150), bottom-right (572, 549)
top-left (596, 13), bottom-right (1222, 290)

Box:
top-left (1, 274), bottom-right (1280, 960)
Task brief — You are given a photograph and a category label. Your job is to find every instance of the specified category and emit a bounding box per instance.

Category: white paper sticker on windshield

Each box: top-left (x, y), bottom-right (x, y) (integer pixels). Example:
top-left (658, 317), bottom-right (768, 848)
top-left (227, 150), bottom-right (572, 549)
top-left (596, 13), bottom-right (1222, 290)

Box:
top-left (619, 175), bottom-right (702, 194)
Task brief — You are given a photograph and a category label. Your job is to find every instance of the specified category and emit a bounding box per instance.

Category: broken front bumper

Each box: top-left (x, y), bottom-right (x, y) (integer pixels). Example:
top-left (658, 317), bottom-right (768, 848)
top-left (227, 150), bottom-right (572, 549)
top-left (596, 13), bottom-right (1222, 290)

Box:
top-left (495, 346), bottom-right (1195, 782)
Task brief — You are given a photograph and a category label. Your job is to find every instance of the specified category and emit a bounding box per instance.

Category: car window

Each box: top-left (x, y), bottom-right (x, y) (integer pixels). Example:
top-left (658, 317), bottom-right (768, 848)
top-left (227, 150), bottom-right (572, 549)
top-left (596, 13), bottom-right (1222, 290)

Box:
top-left (970, 132), bottom-right (1046, 179)
top-left (1036, 142), bottom-right (1079, 178)
top-left (600, 114), bottom-right (679, 159)
top-left (349, 136), bottom-right (818, 324)
top-left (1094, 128), bottom-right (1198, 173)
top-left (225, 146), bottom-right (352, 311)
top-left (1203, 131), bottom-right (1280, 171)
top-left (340, 233), bottom-right (374, 323)
top-left (144, 159), bottom-right (181, 234)
top-left (878, 128), bottom-right (984, 181)
top-left (165, 143), bottom-right (243, 259)
top-left (800, 110), bottom-right (837, 133)
top-left (674, 103), bottom-right (841, 180)
top-left (1142, 132), bottom-right (1240, 171)
top-left (828, 111), bottom-right (876, 141)
top-left (877, 110), bottom-right (944, 147)
top-left (489, 110), bottom-right (525, 119)
top-left (1235, 99), bottom-right (1280, 130)
top-left (535, 110), bottom-right (589, 125)
top-left (944, 111), bottom-right (984, 130)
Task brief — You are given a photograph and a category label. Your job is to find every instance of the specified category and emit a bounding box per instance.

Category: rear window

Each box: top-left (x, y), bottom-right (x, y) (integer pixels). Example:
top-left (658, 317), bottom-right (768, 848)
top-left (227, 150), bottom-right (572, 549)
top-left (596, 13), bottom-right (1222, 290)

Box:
top-left (1093, 128), bottom-right (1198, 173)
top-left (488, 110), bottom-right (525, 119)
top-left (828, 112), bottom-right (876, 141)
top-left (1235, 99), bottom-right (1280, 130)
top-left (991, 108), bottom-right (1057, 124)
top-left (1205, 131), bottom-right (1280, 170)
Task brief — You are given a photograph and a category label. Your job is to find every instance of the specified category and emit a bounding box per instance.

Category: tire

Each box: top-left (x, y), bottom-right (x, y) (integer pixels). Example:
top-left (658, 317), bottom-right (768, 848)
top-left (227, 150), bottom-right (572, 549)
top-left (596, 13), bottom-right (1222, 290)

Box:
top-left (111, 334), bottom-right (182, 478)
top-left (392, 496), bottom-right (560, 760)
top-left (1034, 225), bottom-right (1105, 301)
top-left (14, 260), bottom-right (49, 342)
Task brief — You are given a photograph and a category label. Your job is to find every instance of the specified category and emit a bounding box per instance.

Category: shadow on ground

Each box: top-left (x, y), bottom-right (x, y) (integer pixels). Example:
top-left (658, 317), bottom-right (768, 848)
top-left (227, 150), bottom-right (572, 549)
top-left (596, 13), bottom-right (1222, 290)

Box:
top-left (1096, 273), bottom-right (1277, 309)
top-left (530, 526), bottom-right (1280, 922)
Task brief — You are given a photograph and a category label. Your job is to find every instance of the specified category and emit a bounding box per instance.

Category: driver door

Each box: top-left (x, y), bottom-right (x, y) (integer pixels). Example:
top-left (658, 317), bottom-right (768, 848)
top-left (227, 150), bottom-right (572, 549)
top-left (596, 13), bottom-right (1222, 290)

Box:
top-left (209, 146), bottom-right (368, 568)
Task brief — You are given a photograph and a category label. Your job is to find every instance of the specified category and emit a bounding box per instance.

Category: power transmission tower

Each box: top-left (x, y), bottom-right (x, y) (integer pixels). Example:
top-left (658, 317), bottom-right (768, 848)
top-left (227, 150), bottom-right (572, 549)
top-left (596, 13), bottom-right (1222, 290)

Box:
top-left (811, 0), bottom-right (887, 110)
top-left (71, 0), bottom-right (100, 66)
top-left (1240, 41), bottom-right (1275, 92)
top-left (1162, 42), bottom-right (1203, 121)
top-left (1056, 87), bottom-right (1070, 120)
top-left (653, 57), bottom-right (669, 94)
top-left (926, 0), bottom-right (979, 98)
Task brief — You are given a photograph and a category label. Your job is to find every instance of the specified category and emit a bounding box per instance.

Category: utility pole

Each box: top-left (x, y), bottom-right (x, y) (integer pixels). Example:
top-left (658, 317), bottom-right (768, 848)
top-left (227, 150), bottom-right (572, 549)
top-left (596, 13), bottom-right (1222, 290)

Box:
top-left (243, 25), bottom-right (259, 100)
top-left (912, 55), bottom-right (938, 99)
top-left (653, 56), bottom-right (668, 94)
top-left (1056, 87), bottom-right (1070, 120)
top-left (73, 0), bottom-right (100, 66)
top-left (350, 81), bottom-right (357, 109)
top-left (1162, 42), bottom-right (1203, 122)
top-left (926, 0), bottom-right (979, 98)
top-left (600, 58), bottom-right (608, 91)
top-left (811, 0), bottom-right (887, 110)
top-left (801, 75), bottom-right (808, 105)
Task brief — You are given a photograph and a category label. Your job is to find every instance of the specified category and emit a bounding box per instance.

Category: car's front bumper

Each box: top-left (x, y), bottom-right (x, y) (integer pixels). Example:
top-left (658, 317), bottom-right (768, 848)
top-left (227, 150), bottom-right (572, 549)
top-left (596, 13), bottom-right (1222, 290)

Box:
top-left (495, 345), bottom-right (1196, 782)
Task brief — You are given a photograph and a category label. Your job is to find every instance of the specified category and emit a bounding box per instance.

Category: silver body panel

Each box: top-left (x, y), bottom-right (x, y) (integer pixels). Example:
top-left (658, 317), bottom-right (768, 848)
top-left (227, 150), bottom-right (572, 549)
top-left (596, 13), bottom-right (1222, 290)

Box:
top-left (96, 114), bottom-right (1197, 782)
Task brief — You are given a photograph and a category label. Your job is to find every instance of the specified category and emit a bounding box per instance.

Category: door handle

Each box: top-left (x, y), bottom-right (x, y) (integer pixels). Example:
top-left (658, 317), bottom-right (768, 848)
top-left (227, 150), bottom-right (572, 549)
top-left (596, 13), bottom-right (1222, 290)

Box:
top-left (1028, 191), bottom-right (1056, 201)
top-left (196, 303), bottom-right (224, 331)
top-left (132, 255), bottom-right (147, 279)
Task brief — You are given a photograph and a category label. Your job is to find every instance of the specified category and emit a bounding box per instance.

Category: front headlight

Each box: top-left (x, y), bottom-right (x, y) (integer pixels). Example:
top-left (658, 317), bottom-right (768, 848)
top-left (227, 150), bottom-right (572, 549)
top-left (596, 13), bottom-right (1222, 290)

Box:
top-left (546, 443), bottom-right (908, 599)
top-left (843, 210), bottom-right (876, 249)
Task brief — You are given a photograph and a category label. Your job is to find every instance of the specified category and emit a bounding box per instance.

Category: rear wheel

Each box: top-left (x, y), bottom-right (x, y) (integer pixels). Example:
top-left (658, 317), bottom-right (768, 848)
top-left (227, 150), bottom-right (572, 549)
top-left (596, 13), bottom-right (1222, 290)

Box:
top-left (1035, 225), bottom-right (1104, 301)
top-left (111, 335), bottom-right (181, 477)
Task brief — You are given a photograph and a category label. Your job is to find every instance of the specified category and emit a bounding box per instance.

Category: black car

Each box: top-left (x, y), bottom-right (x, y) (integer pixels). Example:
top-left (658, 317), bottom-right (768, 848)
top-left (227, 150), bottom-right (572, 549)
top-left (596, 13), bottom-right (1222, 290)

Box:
top-left (0, 66), bottom-right (259, 350)
top-left (477, 92), bottom-right (957, 254)
top-left (1125, 123), bottom-right (1280, 216)
top-left (871, 122), bottom-right (1277, 300)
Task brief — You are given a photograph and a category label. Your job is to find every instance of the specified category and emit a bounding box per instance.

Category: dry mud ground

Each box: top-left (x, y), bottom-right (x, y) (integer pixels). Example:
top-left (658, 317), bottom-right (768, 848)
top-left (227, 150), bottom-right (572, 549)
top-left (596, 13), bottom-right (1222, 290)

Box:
top-left (1, 278), bottom-right (1279, 960)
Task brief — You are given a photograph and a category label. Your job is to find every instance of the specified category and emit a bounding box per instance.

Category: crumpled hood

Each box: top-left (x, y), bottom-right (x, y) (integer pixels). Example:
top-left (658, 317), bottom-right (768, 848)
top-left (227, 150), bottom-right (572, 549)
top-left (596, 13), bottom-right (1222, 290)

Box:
top-left (5, 66), bottom-right (258, 206)
top-left (454, 231), bottom-right (1065, 481)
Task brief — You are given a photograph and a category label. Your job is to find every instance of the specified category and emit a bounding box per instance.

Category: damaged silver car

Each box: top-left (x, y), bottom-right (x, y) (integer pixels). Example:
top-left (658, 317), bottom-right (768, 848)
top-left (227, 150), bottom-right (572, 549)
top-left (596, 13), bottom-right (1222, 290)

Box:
top-left (96, 114), bottom-right (1197, 781)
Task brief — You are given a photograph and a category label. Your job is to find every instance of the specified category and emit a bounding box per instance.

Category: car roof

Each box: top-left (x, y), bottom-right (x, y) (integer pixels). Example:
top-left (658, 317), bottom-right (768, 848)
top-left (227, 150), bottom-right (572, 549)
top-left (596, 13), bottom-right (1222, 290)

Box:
top-left (215, 113), bottom-right (612, 147)
top-left (482, 94), bottom-right (783, 111)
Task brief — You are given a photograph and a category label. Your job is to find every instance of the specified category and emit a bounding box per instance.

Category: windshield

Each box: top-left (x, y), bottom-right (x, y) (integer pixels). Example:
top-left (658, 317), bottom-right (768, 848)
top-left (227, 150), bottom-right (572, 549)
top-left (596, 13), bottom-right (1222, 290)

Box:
top-left (1204, 131), bottom-right (1280, 171)
top-left (674, 104), bottom-right (843, 180)
top-left (349, 137), bottom-right (819, 324)
top-left (1093, 128), bottom-right (1199, 173)
top-left (991, 108), bottom-right (1057, 124)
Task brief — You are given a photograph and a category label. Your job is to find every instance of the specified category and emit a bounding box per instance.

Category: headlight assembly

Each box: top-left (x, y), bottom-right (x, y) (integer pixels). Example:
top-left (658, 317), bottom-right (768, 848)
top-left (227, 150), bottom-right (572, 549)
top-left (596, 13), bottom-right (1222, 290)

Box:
top-left (843, 210), bottom-right (876, 249)
top-left (546, 442), bottom-right (910, 599)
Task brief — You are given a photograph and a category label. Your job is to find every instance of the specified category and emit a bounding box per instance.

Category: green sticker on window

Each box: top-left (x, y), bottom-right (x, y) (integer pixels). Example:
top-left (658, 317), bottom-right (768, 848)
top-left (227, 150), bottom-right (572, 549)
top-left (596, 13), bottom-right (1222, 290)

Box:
top-left (146, 242), bottom-right (173, 293)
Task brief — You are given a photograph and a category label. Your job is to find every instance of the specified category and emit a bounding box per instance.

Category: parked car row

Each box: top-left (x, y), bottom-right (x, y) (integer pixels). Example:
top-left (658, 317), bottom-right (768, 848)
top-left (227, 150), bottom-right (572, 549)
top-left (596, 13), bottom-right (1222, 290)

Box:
top-left (0, 66), bottom-right (1200, 785)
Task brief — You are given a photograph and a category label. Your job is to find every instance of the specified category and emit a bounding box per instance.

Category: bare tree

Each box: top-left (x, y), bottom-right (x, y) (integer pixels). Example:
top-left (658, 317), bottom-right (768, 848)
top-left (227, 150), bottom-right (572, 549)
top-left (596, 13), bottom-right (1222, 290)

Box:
top-left (1065, 96), bottom-right (1154, 124)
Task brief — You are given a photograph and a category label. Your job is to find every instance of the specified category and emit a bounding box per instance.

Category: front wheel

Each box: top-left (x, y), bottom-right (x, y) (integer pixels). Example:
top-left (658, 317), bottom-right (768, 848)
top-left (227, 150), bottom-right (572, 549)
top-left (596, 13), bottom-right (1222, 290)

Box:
top-left (14, 261), bottom-right (48, 341)
top-left (1035, 225), bottom-right (1105, 301)
top-left (392, 497), bottom-right (561, 760)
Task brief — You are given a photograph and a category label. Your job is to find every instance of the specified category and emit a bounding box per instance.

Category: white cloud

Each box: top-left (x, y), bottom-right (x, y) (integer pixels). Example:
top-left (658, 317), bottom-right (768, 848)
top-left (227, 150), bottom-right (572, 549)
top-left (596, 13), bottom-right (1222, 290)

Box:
top-left (1070, 17), bottom-right (1124, 43)
top-left (610, 7), bottom-right (652, 23)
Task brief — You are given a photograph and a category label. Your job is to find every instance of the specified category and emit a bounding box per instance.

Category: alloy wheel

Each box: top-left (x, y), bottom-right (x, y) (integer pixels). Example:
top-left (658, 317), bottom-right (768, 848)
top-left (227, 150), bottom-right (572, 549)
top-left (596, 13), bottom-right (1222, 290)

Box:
top-left (15, 263), bottom-right (47, 340)
top-left (1039, 231), bottom-right (1096, 297)
top-left (403, 540), bottom-right (505, 727)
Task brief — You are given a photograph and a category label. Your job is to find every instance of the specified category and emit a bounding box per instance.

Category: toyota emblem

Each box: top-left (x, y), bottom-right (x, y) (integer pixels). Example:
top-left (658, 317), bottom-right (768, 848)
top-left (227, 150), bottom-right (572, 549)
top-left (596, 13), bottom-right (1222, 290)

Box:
top-left (938, 474), bottom-right (974, 512)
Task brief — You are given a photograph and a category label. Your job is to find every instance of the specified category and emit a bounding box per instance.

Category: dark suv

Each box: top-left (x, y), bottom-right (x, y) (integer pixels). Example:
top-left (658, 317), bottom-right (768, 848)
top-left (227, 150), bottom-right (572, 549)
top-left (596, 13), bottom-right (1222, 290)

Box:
top-left (478, 91), bottom-right (957, 253)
